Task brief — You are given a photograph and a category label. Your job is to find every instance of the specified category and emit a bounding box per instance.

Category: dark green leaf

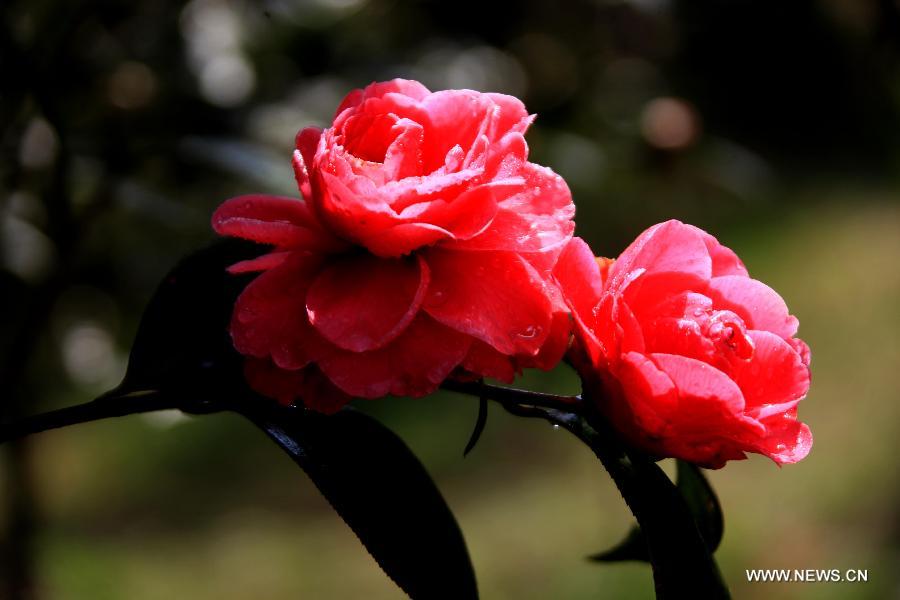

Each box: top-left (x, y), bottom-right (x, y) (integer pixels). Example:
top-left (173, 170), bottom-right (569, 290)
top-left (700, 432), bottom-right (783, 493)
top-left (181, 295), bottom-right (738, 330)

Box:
top-left (676, 460), bottom-right (724, 552)
top-left (588, 526), bottom-right (647, 563)
top-left (244, 405), bottom-right (479, 600)
top-left (463, 397), bottom-right (488, 457)
top-left (113, 239), bottom-right (258, 411)
top-left (588, 459), bottom-right (724, 564)
top-left (534, 409), bottom-right (729, 598)
top-left (108, 241), bottom-right (478, 596)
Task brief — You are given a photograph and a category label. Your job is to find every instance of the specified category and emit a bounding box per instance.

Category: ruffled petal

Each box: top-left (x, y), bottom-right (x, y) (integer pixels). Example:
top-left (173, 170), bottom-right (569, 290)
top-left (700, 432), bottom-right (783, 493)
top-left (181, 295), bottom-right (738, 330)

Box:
top-left (243, 359), bottom-right (353, 414)
top-left (519, 309), bottom-right (572, 371)
top-left (462, 341), bottom-right (517, 383)
top-left (231, 254), bottom-right (327, 370)
top-left (447, 162), bottom-right (574, 255)
top-left (212, 194), bottom-right (344, 252)
top-left (645, 317), bottom-right (716, 364)
top-left (394, 178), bottom-right (512, 239)
top-left (383, 118), bottom-right (425, 180)
top-left (317, 314), bottom-right (471, 398)
top-left (483, 93), bottom-right (530, 139)
top-left (728, 330), bottom-right (810, 416)
top-left (334, 78), bottom-right (431, 119)
top-left (421, 90), bottom-right (496, 170)
top-left (227, 251), bottom-right (291, 274)
top-left (296, 366), bottom-right (355, 414)
top-left (293, 127), bottom-right (322, 201)
top-left (423, 248), bottom-right (553, 356)
top-left (707, 275), bottom-right (799, 339)
top-left (364, 222), bottom-right (455, 257)
top-left (243, 358), bottom-right (305, 406)
top-left (686, 224), bottom-right (748, 277)
top-left (609, 220), bottom-right (712, 293)
top-left (553, 237), bottom-right (605, 361)
top-left (316, 167), bottom-right (499, 257)
top-left (615, 351), bottom-right (679, 437)
top-left (649, 353), bottom-right (749, 418)
top-left (756, 413), bottom-right (813, 464)
top-left (306, 254), bottom-right (429, 353)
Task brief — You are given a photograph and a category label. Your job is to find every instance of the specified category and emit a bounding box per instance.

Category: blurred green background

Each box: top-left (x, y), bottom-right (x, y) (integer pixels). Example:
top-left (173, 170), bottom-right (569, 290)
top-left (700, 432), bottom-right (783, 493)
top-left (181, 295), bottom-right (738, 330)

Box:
top-left (2, 0), bottom-right (899, 598)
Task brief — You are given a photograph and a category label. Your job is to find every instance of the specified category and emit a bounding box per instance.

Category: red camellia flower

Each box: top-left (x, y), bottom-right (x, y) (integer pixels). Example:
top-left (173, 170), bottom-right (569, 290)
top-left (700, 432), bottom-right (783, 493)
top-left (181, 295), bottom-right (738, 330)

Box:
top-left (213, 79), bottom-right (575, 412)
top-left (555, 220), bottom-right (812, 468)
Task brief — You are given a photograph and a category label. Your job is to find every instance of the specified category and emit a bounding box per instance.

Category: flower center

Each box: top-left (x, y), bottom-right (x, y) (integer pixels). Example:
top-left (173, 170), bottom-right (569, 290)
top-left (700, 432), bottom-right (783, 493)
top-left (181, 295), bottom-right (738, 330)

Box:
top-left (339, 112), bottom-right (399, 163)
top-left (704, 310), bottom-right (754, 360)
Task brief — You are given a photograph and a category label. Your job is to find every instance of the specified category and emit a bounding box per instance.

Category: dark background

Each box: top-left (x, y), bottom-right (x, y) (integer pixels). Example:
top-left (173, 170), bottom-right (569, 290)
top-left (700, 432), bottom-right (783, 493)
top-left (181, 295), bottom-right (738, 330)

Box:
top-left (2, 0), bottom-right (899, 598)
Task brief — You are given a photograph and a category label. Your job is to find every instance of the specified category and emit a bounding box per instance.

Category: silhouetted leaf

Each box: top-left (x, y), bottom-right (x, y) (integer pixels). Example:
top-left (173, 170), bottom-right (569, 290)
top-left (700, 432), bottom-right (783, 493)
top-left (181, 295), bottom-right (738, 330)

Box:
top-left (676, 460), bottom-right (724, 552)
top-left (588, 459), bottom-right (724, 565)
top-left (463, 397), bottom-right (488, 457)
top-left (534, 409), bottom-right (729, 599)
top-left (102, 241), bottom-right (479, 597)
top-left (244, 404), bottom-right (479, 600)
top-left (112, 239), bottom-right (258, 411)
top-left (588, 526), bottom-right (647, 563)
top-left (588, 460), bottom-right (725, 562)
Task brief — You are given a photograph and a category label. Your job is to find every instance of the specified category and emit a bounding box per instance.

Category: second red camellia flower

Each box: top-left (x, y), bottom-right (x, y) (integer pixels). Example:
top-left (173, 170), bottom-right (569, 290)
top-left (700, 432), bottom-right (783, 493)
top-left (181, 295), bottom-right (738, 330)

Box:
top-left (555, 221), bottom-right (812, 468)
top-left (212, 79), bottom-right (575, 412)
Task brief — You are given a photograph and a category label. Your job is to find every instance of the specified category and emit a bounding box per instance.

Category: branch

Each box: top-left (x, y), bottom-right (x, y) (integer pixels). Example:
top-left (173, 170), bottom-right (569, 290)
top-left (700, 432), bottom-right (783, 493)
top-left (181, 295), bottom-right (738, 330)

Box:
top-left (442, 379), bottom-right (583, 413)
top-left (0, 391), bottom-right (180, 445)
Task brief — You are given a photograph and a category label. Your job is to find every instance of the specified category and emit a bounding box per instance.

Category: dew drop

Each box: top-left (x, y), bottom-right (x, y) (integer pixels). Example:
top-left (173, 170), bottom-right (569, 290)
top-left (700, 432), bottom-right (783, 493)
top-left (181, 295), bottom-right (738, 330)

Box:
top-left (517, 325), bottom-right (541, 339)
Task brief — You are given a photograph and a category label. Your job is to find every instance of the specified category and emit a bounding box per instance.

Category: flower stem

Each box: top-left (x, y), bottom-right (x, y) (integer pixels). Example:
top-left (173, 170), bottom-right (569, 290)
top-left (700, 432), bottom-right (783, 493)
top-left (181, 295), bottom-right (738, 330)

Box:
top-left (0, 390), bottom-right (180, 445)
top-left (442, 380), bottom-right (583, 412)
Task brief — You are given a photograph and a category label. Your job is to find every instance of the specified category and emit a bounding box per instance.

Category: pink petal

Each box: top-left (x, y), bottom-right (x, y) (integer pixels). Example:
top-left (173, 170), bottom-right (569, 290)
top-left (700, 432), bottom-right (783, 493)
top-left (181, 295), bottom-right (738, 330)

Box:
top-left (685, 224), bottom-right (748, 277)
top-left (231, 254), bottom-right (328, 370)
top-left (483, 131), bottom-right (528, 177)
top-left (315, 167), bottom-right (495, 257)
top-left (483, 93), bottom-right (530, 139)
top-left (306, 254), bottom-right (429, 353)
top-left (296, 366), bottom-right (355, 414)
top-left (553, 237), bottom-right (605, 361)
top-left (728, 330), bottom-right (810, 416)
top-left (756, 414), bottom-right (813, 464)
top-left (212, 194), bottom-right (343, 252)
top-left (518, 309), bottom-right (573, 371)
top-left (382, 167), bottom-right (484, 213)
top-left (324, 178), bottom-right (507, 257)
top-left (609, 220), bottom-right (712, 292)
top-left (423, 248), bottom-right (553, 356)
top-left (364, 222), bottom-right (455, 257)
top-left (707, 275), bottom-right (799, 339)
top-left (293, 127), bottom-right (322, 201)
top-left (644, 317), bottom-right (716, 364)
top-left (383, 118), bottom-right (425, 180)
top-left (404, 179), bottom-right (511, 239)
top-left (462, 341), bottom-right (517, 383)
top-left (616, 298), bottom-right (646, 355)
top-left (615, 351), bottom-right (679, 436)
top-left (421, 90), bottom-right (495, 170)
top-left (623, 271), bottom-right (711, 324)
top-left (318, 314), bottom-right (471, 398)
top-left (447, 162), bottom-right (574, 255)
top-left (649, 353), bottom-right (748, 417)
top-left (243, 358), bottom-right (306, 406)
top-left (790, 337), bottom-right (812, 366)
top-left (243, 360), bottom-right (352, 414)
top-left (227, 251), bottom-right (291, 274)
top-left (335, 79), bottom-right (431, 119)
top-left (340, 111), bottom-right (400, 162)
